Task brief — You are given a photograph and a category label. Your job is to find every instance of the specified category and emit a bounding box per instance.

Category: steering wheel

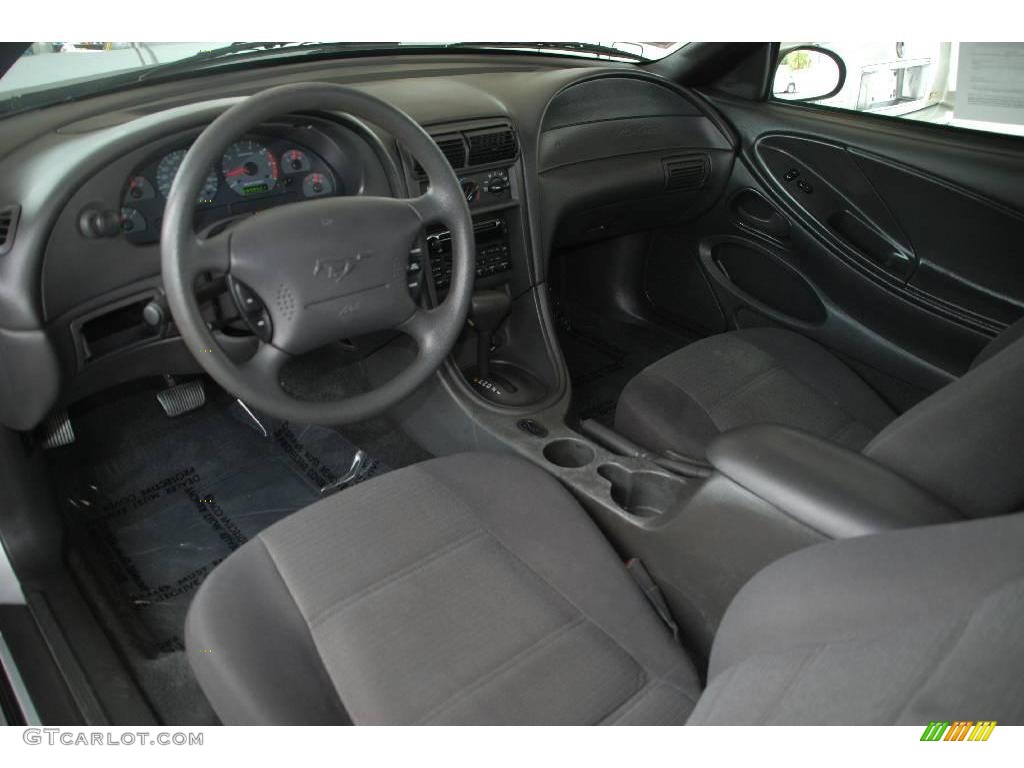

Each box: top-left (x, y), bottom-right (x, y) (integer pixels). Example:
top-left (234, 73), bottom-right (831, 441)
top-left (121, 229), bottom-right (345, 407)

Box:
top-left (161, 83), bottom-right (474, 424)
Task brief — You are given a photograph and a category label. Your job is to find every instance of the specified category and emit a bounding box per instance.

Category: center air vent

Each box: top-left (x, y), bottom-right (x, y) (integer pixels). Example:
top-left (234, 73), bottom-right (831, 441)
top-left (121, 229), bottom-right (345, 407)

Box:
top-left (0, 204), bottom-right (20, 257)
top-left (663, 154), bottom-right (709, 192)
top-left (466, 128), bottom-right (518, 166)
top-left (413, 135), bottom-right (467, 178)
top-left (413, 126), bottom-right (518, 179)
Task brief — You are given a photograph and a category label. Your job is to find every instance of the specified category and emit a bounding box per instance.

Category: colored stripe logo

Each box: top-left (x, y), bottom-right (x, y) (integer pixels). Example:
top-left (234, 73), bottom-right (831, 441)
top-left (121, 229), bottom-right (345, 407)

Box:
top-left (920, 721), bottom-right (997, 741)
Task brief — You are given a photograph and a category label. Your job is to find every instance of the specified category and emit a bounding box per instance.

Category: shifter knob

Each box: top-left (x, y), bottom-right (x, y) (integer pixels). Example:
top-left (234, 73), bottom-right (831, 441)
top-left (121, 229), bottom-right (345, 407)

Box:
top-left (469, 290), bottom-right (511, 380)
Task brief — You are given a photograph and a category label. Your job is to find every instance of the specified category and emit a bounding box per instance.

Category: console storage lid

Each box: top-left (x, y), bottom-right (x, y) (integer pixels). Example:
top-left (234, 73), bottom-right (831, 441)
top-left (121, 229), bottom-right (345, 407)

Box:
top-left (707, 425), bottom-right (962, 538)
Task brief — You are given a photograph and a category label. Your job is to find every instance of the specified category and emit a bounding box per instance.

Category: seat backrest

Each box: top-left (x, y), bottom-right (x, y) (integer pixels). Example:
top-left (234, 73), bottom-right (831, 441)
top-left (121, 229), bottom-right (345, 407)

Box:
top-left (970, 314), bottom-right (1024, 370)
top-left (862, 328), bottom-right (1024, 518)
top-left (690, 511), bottom-right (1024, 725)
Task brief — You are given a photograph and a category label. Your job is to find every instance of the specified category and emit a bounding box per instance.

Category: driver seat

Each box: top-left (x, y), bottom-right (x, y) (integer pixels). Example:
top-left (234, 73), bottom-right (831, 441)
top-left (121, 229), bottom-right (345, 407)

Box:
top-left (186, 452), bottom-right (1024, 724)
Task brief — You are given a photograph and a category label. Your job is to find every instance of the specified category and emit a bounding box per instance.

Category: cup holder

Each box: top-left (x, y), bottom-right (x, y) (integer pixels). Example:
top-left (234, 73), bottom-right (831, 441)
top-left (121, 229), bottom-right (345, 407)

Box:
top-left (543, 438), bottom-right (596, 469)
top-left (597, 463), bottom-right (690, 518)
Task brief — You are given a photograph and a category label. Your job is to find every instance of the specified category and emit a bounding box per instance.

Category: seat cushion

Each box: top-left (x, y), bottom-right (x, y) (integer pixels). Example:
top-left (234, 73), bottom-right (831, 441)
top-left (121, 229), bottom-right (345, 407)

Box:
top-left (186, 452), bottom-right (700, 725)
top-left (690, 511), bottom-right (1024, 725)
top-left (615, 328), bottom-right (896, 461)
top-left (865, 330), bottom-right (1024, 518)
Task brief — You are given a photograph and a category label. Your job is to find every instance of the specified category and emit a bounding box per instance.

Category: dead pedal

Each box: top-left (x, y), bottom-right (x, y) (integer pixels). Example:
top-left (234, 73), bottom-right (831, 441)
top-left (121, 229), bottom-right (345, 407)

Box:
top-left (41, 410), bottom-right (75, 449)
top-left (157, 379), bottom-right (206, 417)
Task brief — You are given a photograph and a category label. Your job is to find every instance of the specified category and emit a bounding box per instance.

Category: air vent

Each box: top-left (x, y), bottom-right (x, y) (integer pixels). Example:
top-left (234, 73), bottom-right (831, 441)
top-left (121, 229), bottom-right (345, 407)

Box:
top-left (0, 204), bottom-right (19, 256)
top-left (466, 128), bottom-right (518, 166)
top-left (663, 155), bottom-right (709, 192)
top-left (413, 135), bottom-right (467, 178)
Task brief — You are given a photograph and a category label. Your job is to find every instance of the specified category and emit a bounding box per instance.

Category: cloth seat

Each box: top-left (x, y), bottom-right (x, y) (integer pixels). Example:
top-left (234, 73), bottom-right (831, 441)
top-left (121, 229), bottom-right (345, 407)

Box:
top-left (186, 452), bottom-right (702, 725)
top-left (615, 317), bottom-right (1024, 469)
top-left (187, 451), bottom-right (1024, 725)
top-left (614, 327), bottom-right (896, 461)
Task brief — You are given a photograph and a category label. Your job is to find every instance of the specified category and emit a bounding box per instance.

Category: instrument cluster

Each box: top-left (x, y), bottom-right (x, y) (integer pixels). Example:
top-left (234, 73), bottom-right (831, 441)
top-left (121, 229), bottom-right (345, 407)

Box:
top-left (120, 134), bottom-right (340, 244)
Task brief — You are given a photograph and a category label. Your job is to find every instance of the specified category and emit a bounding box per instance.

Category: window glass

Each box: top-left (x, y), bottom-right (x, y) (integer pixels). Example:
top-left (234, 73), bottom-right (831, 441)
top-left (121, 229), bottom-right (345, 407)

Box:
top-left (774, 42), bottom-right (1024, 138)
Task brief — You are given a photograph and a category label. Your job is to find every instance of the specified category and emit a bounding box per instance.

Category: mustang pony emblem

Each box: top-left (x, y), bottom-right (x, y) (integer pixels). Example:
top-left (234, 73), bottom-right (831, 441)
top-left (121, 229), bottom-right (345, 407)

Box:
top-left (313, 252), bottom-right (373, 283)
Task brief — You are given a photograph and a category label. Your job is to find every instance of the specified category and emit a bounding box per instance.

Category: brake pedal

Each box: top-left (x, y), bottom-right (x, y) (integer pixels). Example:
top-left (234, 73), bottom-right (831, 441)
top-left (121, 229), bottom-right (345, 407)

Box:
top-left (41, 410), bottom-right (75, 449)
top-left (157, 379), bottom-right (206, 417)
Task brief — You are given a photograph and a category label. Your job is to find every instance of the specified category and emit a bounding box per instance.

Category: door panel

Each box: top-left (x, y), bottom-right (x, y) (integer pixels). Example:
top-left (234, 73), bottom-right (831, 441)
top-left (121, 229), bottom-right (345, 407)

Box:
top-left (851, 151), bottom-right (1024, 324)
top-left (756, 133), bottom-right (1024, 325)
top-left (756, 135), bottom-right (918, 282)
top-left (646, 92), bottom-right (1024, 409)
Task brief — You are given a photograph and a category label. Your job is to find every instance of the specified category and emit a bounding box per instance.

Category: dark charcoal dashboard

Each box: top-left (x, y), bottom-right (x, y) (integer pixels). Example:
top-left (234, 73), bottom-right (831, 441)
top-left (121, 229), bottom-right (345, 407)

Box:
top-left (0, 56), bottom-right (735, 431)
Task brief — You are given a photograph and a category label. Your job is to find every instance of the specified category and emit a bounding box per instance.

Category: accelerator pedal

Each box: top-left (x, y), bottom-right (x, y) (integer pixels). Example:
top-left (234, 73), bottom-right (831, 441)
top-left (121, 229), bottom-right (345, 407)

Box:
top-left (157, 378), bottom-right (206, 418)
top-left (40, 410), bottom-right (75, 449)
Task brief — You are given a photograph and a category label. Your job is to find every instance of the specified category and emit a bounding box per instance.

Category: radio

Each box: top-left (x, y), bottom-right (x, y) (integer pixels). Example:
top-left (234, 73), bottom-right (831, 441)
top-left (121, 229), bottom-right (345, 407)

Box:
top-left (426, 215), bottom-right (511, 291)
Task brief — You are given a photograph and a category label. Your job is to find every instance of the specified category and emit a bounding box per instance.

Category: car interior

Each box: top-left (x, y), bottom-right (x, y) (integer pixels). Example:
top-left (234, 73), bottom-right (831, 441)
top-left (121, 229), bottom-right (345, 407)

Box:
top-left (0, 40), bottom-right (1023, 726)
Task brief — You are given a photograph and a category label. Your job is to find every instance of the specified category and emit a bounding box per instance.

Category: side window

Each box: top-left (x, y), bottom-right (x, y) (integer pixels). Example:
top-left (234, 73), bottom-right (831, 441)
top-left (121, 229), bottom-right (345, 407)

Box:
top-left (772, 42), bottom-right (1024, 138)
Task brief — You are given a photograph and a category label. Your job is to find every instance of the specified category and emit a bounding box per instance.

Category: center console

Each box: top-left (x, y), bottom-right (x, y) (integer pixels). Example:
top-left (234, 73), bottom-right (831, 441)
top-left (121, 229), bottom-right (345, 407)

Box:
top-left (426, 215), bottom-right (512, 294)
top-left (405, 120), bottom-right (558, 410)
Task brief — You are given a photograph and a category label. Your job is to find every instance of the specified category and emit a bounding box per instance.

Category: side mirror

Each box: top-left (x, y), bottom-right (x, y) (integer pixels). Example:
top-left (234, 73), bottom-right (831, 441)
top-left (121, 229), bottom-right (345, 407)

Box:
top-left (773, 45), bottom-right (847, 102)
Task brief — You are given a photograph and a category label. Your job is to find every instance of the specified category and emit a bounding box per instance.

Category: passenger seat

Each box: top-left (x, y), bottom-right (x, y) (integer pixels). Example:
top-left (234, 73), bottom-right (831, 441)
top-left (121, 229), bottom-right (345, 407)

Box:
top-left (615, 318), bottom-right (1024, 518)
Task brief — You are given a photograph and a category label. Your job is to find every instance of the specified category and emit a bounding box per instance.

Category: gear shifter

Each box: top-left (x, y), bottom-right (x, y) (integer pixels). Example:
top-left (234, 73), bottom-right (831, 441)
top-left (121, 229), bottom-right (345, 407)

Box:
top-left (469, 290), bottom-right (512, 381)
top-left (464, 289), bottom-right (547, 407)
top-left (467, 290), bottom-right (517, 403)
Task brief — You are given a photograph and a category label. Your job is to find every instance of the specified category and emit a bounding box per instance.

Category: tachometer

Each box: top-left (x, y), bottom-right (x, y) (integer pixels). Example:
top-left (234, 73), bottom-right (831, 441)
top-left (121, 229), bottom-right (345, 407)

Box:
top-left (156, 149), bottom-right (219, 203)
top-left (221, 139), bottom-right (279, 196)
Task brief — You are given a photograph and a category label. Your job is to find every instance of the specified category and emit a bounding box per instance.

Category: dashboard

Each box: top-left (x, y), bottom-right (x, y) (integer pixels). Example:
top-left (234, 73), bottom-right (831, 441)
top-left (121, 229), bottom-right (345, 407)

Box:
top-left (0, 54), bottom-right (735, 431)
top-left (120, 131), bottom-right (340, 244)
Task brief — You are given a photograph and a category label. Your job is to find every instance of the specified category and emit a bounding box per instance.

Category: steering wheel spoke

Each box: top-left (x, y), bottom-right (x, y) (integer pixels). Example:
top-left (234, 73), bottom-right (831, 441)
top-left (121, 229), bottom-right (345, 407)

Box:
top-left (185, 231), bottom-right (232, 279)
top-left (242, 342), bottom-right (291, 392)
top-left (409, 188), bottom-right (449, 227)
top-left (397, 307), bottom-right (441, 352)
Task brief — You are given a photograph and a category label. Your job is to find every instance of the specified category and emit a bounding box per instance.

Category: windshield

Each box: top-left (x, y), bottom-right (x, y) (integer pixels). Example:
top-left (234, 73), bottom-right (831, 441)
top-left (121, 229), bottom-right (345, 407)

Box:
top-left (1, 42), bottom-right (686, 110)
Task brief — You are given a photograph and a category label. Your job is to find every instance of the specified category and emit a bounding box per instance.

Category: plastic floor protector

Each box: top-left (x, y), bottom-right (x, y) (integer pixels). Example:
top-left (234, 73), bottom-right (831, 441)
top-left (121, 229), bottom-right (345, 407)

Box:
top-left (48, 388), bottom-right (386, 657)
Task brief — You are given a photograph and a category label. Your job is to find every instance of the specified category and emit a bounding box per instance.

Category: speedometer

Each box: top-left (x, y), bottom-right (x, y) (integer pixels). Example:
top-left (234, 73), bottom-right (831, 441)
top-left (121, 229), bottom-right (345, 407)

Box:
top-left (221, 139), bottom-right (280, 196)
top-left (156, 149), bottom-right (220, 203)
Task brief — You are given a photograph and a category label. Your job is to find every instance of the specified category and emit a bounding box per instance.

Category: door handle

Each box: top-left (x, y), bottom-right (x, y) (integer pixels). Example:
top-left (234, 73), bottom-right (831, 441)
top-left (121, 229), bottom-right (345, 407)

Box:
top-left (828, 209), bottom-right (917, 280)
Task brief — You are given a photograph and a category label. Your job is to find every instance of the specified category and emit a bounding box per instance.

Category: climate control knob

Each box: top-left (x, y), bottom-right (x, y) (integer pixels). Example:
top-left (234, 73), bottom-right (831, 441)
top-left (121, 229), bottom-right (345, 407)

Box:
top-left (483, 169), bottom-right (510, 194)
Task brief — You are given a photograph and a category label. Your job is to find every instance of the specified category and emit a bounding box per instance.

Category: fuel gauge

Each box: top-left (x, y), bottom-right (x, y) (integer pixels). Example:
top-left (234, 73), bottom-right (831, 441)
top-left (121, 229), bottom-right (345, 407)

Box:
top-left (302, 172), bottom-right (333, 198)
top-left (281, 149), bottom-right (311, 173)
